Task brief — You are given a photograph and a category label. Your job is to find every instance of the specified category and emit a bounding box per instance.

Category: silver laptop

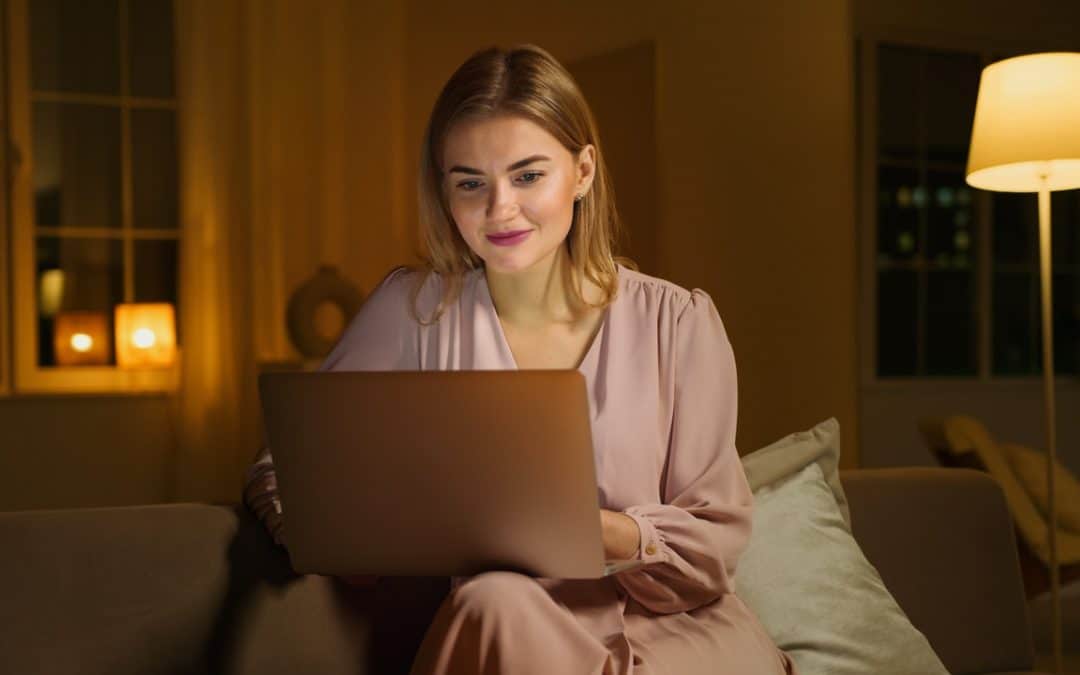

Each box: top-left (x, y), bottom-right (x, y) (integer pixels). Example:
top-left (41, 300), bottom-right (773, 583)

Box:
top-left (257, 370), bottom-right (644, 579)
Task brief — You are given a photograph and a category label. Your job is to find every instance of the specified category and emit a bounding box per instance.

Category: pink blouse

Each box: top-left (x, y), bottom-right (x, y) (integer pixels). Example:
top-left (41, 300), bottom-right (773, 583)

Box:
top-left (250, 264), bottom-right (780, 673)
top-left (313, 263), bottom-right (752, 613)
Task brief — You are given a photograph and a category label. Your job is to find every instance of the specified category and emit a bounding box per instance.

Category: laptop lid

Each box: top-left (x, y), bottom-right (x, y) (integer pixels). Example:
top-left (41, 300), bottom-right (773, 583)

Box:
top-left (258, 370), bottom-right (615, 578)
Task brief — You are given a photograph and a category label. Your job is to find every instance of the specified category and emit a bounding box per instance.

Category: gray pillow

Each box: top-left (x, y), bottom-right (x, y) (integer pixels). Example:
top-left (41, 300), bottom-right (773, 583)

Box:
top-left (736, 421), bottom-right (949, 675)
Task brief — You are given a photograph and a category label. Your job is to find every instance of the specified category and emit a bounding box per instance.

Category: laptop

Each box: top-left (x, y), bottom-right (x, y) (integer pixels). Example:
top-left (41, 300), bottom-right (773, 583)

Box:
top-left (257, 370), bottom-right (645, 579)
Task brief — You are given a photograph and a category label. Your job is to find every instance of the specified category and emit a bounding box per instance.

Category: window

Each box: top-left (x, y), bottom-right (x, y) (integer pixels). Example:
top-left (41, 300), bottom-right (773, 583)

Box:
top-left (5, 0), bottom-right (179, 393)
top-left (860, 39), bottom-right (1080, 381)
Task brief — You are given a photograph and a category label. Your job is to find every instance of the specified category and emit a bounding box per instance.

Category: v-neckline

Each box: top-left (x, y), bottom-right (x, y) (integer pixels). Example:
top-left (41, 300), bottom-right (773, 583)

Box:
top-left (479, 266), bottom-right (617, 373)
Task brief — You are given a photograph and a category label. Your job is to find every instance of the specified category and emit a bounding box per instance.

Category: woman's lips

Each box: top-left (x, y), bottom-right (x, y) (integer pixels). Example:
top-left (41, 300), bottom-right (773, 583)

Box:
top-left (485, 229), bottom-right (532, 247)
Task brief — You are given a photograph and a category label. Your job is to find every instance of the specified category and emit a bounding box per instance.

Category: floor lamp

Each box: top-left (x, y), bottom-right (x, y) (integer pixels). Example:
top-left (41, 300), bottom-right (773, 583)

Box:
top-left (966, 52), bottom-right (1080, 674)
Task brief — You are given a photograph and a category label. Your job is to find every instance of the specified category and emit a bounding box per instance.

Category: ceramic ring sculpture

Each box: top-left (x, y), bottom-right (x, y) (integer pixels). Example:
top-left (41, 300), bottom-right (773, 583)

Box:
top-left (286, 265), bottom-right (364, 358)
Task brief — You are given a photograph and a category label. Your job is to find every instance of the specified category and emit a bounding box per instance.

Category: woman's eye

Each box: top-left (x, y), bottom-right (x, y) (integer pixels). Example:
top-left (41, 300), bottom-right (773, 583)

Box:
top-left (457, 180), bottom-right (482, 191)
top-left (517, 171), bottom-right (543, 184)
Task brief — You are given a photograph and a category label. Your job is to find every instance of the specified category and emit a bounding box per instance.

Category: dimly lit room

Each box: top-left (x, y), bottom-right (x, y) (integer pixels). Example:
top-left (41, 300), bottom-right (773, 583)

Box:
top-left (1, 0), bottom-right (1079, 673)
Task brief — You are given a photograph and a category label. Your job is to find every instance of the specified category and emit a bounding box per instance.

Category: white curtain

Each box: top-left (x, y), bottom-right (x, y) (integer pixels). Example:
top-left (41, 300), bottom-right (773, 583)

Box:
top-left (172, 0), bottom-right (261, 503)
top-left (170, 0), bottom-right (410, 503)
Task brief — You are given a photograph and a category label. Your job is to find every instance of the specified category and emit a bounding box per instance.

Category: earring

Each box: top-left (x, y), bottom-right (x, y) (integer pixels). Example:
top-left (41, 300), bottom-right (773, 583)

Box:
top-left (574, 193), bottom-right (584, 202)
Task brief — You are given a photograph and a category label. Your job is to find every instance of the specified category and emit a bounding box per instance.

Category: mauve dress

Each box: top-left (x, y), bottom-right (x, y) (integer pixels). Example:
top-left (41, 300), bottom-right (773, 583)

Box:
top-left (252, 264), bottom-right (796, 675)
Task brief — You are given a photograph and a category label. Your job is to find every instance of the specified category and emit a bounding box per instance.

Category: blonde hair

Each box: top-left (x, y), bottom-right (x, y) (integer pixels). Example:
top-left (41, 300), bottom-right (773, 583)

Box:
top-left (413, 44), bottom-right (630, 323)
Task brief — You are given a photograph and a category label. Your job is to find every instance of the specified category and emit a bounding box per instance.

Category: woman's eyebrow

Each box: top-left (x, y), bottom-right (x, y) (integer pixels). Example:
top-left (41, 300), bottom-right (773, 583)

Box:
top-left (447, 154), bottom-right (551, 175)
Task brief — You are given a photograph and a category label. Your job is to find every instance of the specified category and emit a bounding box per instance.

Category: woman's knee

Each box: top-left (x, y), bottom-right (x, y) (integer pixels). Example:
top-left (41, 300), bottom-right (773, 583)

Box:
top-left (451, 572), bottom-right (547, 618)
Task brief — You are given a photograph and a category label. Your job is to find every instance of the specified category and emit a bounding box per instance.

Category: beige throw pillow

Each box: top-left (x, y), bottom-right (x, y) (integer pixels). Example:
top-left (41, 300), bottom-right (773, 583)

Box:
top-left (1002, 442), bottom-right (1080, 534)
top-left (737, 420), bottom-right (949, 675)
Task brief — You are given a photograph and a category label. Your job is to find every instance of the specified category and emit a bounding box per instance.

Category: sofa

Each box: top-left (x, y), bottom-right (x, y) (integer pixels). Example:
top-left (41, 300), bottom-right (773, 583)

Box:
top-left (0, 467), bottom-right (1046, 675)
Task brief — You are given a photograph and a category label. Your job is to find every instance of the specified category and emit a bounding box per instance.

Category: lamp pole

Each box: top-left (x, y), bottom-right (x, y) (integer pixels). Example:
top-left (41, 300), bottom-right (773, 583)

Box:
top-left (1036, 173), bottom-right (1061, 675)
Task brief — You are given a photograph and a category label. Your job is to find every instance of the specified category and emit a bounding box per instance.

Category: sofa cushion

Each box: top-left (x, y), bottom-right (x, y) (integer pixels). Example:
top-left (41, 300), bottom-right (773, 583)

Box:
top-left (737, 420), bottom-right (949, 675)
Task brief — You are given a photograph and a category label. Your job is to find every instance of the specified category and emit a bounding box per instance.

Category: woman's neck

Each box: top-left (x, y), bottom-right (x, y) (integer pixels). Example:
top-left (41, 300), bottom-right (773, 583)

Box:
top-left (486, 246), bottom-right (590, 327)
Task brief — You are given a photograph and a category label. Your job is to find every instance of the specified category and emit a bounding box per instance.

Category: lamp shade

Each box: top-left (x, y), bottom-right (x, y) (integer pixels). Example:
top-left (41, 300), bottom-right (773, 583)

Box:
top-left (53, 311), bottom-right (110, 366)
top-left (115, 302), bottom-right (176, 369)
top-left (966, 52), bottom-right (1080, 192)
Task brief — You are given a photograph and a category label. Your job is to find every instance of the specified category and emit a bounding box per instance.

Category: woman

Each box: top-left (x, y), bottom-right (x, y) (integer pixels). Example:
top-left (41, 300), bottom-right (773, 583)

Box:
top-left (245, 44), bottom-right (795, 675)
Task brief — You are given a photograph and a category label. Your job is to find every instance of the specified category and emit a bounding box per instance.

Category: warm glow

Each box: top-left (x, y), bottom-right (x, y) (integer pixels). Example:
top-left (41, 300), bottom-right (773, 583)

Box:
top-left (54, 312), bottom-right (110, 366)
top-left (132, 328), bottom-right (157, 349)
top-left (70, 333), bottom-right (94, 352)
top-left (39, 269), bottom-right (65, 317)
top-left (966, 52), bottom-right (1080, 192)
top-left (115, 303), bottom-right (176, 369)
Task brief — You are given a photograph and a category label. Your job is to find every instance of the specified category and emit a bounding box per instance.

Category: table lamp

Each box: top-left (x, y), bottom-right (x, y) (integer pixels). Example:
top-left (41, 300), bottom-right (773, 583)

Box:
top-left (114, 302), bottom-right (177, 369)
top-left (53, 310), bottom-right (110, 366)
top-left (966, 51), bottom-right (1080, 674)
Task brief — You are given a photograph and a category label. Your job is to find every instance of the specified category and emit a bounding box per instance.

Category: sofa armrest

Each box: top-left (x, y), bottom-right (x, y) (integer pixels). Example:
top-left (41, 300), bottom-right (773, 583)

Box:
top-left (841, 468), bottom-right (1037, 675)
top-left (0, 504), bottom-right (371, 675)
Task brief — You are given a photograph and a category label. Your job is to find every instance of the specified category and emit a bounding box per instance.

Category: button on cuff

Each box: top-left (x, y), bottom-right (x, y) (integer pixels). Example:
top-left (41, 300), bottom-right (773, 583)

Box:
top-left (623, 507), bottom-right (665, 564)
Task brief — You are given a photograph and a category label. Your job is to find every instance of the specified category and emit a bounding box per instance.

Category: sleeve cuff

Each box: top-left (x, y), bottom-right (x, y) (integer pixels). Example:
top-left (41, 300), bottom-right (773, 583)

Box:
top-left (623, 507), bottom-right (666, 565)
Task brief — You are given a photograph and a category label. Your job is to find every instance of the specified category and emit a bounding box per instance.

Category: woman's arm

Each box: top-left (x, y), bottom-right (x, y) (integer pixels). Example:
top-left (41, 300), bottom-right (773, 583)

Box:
top-left (612, 289), bottom-right (752, 615)
top-left (601, 509), bottom-right (641, 560)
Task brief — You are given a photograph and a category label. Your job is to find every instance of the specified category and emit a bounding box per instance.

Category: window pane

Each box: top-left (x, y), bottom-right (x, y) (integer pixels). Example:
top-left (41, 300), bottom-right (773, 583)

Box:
top-left (134, 239), bottom-right (177, 302)
top-left (926, 168), bottom-right (975, 265)
top-left (878, 166), bottom-right (921, 261)
top-left (30, 0), bottom-right (121, 95)
top-left (878, 44), bottom-right (920, 162)
top-left (1053, 273), bottom-right (1079, 375)
top-left (1009, 273), bottom-right (1080, 376)
top-left (924, 50), bottom-right (981, 165)
top-left (993, 193), bottom-right (1037, 266)
top-left (132, 109), bottom-right (178, 228)
top-left (1051, 190), bottom-right (1080, 267)
top-left (32, 102), bottom-right (122, 228)
top-left (992, 193), bottom-right (1080, 375)
top-left (129, 0), bottom-right (175, 98)
top-left (878, 269), bottom-right (918, 376)
top-left (992, 270), bottom-right (1036, 375)
top-left (134, 239), bottom-right (180, 344)
top-left (36, 236), bottom-right (123, 367)
top-left (926, 269), bottom-right (976, 375)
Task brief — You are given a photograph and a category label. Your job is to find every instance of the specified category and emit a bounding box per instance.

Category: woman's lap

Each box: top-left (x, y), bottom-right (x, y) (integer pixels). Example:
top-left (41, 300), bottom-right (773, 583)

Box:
top-left (408, 572), bottom-right (791, 675)
top-left (624, 593), bottom-right (794, 675)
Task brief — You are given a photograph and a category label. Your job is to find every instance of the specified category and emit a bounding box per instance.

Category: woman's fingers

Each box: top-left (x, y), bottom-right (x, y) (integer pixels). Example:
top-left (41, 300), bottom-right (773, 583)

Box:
top-left (243, 472), bottom-right (286, 547)
top-left (265, 509), bottom-right (286, 547)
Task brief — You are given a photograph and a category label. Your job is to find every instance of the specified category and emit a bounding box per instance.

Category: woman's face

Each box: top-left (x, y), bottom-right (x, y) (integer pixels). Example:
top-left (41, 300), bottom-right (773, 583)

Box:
top-left (441, 114), bottom-right (594, 275)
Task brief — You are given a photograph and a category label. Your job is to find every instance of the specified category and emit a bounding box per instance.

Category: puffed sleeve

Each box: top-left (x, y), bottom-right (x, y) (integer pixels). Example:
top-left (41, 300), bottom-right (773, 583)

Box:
top-left (614, 289), bottom-right (752, 614)
top-left (244, 266), bottom-right (421, 504)
top-left (316, 265), bottom-right (421, 373)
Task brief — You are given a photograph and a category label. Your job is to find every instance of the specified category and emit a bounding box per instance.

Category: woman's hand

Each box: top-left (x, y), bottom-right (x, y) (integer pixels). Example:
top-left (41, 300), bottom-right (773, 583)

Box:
top-left (600, 509), bottom-right (641, 561)
top-left (244, 469), bottom-right (287, 547)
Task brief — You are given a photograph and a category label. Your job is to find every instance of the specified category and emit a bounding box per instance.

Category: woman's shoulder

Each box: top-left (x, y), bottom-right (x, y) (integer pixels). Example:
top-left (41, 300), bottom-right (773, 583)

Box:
top-left (366, 264), bottom-right (483, 323)
top-left (368, 264), bottom-right (445, 301)
top-left (617, 264), bottom-right (713, 318)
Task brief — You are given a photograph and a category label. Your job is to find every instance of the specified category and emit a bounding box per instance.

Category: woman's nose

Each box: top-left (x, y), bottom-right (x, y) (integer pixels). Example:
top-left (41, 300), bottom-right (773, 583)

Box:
top-left (487, 181), bottom-right (520, 222)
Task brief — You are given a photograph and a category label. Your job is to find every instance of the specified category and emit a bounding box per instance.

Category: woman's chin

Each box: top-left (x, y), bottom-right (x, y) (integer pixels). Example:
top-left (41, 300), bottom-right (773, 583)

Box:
top-left (479, 240), bottom-right (566, 277)
top-left (480, 248), bottom-right (543, 275)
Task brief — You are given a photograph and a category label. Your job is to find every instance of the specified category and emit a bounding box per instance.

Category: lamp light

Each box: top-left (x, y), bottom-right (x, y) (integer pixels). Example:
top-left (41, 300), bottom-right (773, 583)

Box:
top-left (53, 310), bottom-right (110, 366)
top-left (114, 302), bottom-right (177, 369)
top-left (966, 52), bottom-right (1080, 675)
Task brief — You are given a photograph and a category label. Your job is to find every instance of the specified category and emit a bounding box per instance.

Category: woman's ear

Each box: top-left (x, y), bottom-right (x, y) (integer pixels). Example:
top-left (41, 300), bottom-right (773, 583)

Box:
top-left (576, 144), bottom-right (597, 197)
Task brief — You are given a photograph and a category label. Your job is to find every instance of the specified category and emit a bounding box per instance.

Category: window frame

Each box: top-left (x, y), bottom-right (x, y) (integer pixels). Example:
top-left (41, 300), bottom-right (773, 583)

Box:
top-left (857, 28), bottom-right (1080, 391)
top-left (6, 0), bottom-right (179, 394)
